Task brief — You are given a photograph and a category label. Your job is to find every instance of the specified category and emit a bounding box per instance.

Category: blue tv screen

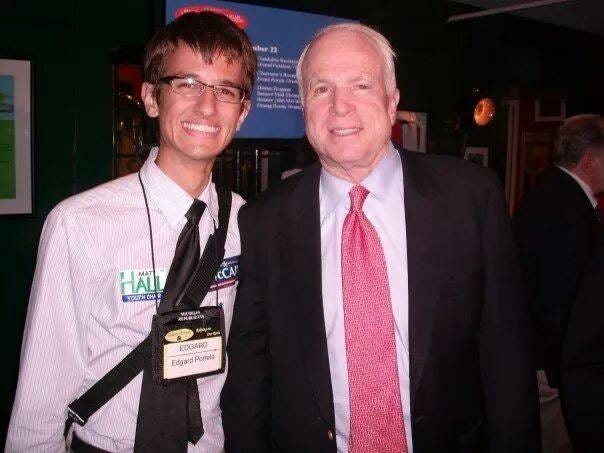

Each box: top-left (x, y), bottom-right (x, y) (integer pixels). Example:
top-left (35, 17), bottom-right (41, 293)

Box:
top-left (165, 0), bottom-right (352, 138)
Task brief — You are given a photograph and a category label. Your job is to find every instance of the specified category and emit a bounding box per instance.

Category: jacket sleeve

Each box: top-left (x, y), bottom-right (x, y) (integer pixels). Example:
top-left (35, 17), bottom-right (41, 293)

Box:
top-left (513, 191), bottom-right (594, 387)
top-left (478, 174), bottom-right (541, 452)
top-left (221, 205), bottom-right (271, 452)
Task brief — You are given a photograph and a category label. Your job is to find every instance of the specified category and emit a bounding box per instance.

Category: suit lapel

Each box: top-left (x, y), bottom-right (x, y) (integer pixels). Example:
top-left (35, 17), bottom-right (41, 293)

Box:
top-left (400, 150), bottom-right (444, 408)
top-left (275, 150), bottom-right (446, 423)
top-left (276, 164), bottom-right (335, 427)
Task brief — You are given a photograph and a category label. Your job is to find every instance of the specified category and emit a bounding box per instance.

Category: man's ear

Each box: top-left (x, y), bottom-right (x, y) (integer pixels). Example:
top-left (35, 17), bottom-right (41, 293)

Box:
top-left (141, 82), bottom-right (159, 118)
top-left (235, 100), bottom-right (251, 131)
top-left (388, 88), bottom-right (400, 125)
top-left (578, 152), bottom-right (595, 173)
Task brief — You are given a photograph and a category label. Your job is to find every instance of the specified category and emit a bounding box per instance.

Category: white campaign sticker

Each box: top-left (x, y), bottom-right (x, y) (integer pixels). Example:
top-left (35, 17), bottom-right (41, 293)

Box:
top-left (119, 268), bottom-right (167, 302)
top-left (162, 336), bottom-right (223, 379)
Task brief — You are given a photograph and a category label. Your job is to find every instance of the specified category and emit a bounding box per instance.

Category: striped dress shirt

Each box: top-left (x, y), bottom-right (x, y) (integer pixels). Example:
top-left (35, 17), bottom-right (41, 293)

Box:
top-left (6, 148), bottom-right (244, 452)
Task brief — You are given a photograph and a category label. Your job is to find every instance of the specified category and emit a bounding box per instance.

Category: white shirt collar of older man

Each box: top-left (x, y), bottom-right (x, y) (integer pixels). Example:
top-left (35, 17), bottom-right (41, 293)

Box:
top-left (139, 146), bottom-right (219, 230)
top-left (320, 142), bottom-right (402, 222)
top-left (557, 165), bottom-right (598, 209)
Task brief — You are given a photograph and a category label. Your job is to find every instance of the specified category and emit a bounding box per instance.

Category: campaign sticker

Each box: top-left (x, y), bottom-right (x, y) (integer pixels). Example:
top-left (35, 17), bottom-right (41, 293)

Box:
top-left (119, 268), bottom-right (167, 302)
top-left (209, 255), bottom-right (240, 291)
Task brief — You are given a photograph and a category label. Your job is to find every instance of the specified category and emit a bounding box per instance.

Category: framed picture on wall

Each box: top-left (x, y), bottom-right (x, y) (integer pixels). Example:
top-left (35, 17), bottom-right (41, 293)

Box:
top-left (534, 98), bottom-right (566, 122)
top-left (0, 57), bottom-right (33, 215)
top-left (112, 47), bottom-right (148, 179)
top-left (464, 147), bottom-right (489, 167)
top-left (520, 131), bottom-right (553, 193)
top-left (392, 111), bottom-right (428, 153)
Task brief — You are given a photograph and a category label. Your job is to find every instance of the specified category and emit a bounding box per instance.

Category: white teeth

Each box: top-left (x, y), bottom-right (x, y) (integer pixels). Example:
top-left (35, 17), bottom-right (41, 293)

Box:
top-left (331, 128), bottom-right (360, 136)
top-left (183, 122), bottom-right (220, 133)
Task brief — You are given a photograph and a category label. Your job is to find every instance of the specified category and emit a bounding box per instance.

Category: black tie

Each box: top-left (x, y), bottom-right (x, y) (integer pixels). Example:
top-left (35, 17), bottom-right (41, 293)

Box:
top-left (134, 199), bottom-right (206, 452)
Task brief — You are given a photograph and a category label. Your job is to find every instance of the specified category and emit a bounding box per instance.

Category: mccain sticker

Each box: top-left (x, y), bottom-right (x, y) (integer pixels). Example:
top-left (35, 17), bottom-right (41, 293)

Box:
top-left (210, 255), bottom-right (240, 291)
top-left (165, 328), bottom-right (194, 343)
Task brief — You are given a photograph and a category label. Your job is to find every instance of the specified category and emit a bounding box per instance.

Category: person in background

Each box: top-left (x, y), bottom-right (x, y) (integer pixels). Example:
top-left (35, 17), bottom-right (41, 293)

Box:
top-left (514, 114), bottom-right (604, 452)
top-left (281, 135), bottom-right (318, 179)
top-left (561, 227), bottom-right (604, 452)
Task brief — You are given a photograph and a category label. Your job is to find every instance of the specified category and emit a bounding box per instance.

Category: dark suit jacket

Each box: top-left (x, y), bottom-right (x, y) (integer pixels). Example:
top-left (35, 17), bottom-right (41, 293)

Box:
top-left (561, 231), bottom-right (604, 452)
top-left (222, 149), bottom-right (540, 452)
top-left (513, 165), bottom-right (598, 387)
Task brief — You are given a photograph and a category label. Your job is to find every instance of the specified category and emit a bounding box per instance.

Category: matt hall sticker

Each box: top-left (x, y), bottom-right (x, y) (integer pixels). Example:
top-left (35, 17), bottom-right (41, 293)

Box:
top-left (119, 268), bottom-right (167, 302)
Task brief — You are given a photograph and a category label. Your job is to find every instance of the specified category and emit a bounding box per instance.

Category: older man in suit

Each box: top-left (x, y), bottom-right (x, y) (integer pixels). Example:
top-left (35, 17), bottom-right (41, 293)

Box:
top-left (562, 230), bottom-right (604, 452)
top-left (514, 114), bottom-right (604, 452)
top-left (222, 23), bottom-right (539, 452)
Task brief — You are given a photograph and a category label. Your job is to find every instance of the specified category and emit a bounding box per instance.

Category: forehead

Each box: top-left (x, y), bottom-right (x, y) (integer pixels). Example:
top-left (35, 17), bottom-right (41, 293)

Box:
top-left (303, 30), bottom-right (383, 83)
top-left (163, 44), bottom-right (244, 80)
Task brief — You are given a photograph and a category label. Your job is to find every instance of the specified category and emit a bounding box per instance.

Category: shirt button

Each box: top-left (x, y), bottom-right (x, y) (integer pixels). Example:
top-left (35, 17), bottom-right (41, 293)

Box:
top-left (327, 429), bottom-right (334, 441)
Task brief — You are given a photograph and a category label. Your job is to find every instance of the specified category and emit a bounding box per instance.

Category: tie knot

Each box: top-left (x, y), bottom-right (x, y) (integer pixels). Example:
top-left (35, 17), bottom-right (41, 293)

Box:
top-left (349, 185), bottom-right (369, 212)
top-left (185, 199), bottom-right (206, 225)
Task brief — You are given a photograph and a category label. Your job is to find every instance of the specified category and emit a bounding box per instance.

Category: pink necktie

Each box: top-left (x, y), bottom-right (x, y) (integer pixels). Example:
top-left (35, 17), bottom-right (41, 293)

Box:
top-left (342, 185), bottom-right (408, 453)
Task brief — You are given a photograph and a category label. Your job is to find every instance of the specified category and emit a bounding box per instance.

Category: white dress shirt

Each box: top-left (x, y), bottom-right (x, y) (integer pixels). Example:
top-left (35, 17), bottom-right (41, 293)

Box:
top-left (558, 165), bottom-right (598, 208)
top-left (319, 144), bottom-right (413, 452)
top-left (6, 148), bottom-right (244, 452)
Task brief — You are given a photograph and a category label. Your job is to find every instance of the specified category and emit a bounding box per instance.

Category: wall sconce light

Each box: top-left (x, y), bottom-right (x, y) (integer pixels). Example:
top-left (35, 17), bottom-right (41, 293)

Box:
top-left (473, 97), bottom-right (496, 126)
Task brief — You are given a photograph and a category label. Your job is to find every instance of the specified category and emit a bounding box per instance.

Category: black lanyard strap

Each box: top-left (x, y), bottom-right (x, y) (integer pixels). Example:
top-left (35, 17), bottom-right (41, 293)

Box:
top-left (174, 185), bottom-right (231, 310)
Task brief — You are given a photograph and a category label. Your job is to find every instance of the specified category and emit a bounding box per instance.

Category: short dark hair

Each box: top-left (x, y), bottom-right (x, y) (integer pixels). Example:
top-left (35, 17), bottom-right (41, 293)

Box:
top-left (143, 12), bottom-right (256, 99)
top-left (555, 114), bottom-right (604, 168)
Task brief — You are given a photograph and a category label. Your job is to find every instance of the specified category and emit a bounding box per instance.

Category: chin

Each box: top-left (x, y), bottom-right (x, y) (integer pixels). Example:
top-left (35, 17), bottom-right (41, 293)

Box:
top-left (190, 141), bottom-right (224, 155)
top-left (329, 147), bottom-right (370, 165)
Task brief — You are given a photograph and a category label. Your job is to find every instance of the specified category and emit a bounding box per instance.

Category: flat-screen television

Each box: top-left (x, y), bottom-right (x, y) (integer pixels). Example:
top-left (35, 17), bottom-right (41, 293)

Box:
top-left (165, 0), bottom-right (352, 139)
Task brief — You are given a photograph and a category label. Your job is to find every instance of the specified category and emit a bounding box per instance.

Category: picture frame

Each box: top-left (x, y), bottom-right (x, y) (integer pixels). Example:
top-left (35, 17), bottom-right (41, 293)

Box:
top-left (0, 57), bottom-right (33, 215)
top-left (394, 111), bottom-right (428, 153)
top-left (113, 60), bottom-right (145, 178)
top-left (520, 131), bottom-right (553, 193)
top-left (534, 98), bottom-right (566, 122)
top-left (464, 146), bottom-right (489, 167)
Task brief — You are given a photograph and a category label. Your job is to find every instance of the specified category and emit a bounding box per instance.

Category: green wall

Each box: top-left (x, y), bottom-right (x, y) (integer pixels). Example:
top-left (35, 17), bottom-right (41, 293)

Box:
top-left (0, 0), bottom-right (154, 438)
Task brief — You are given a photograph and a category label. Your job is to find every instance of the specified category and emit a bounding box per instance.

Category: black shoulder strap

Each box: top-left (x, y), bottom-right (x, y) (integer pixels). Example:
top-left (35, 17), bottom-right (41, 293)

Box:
top-left (176, 185), bottom-right (232, 309)
top-left (64, 187), bottom-right (232, 438)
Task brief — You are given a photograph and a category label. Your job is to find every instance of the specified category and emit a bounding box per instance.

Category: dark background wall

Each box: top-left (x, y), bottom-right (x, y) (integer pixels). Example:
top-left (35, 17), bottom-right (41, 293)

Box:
top-left (1, 0), bottom-right (603, 441)
top-left (0, 0), bottom-right (155, 439)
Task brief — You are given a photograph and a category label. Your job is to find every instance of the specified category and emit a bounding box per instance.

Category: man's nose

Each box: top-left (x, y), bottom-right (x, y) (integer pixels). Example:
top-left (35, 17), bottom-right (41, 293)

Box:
top-left (330, 87), bottom-right (353, 117)
top-left (193, 87), bottom-right (217, 115)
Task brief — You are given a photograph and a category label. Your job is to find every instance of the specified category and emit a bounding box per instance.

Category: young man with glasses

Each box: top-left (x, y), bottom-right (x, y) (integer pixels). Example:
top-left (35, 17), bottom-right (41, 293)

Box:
top-left (6, 12), bottom-right (255, 452)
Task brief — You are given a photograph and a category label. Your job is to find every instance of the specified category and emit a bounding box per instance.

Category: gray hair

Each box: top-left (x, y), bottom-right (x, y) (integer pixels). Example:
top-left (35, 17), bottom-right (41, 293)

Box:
top-left (296, 23), bottom-right (397, 101)
top-left (555, 114), bottom-right (604, 168)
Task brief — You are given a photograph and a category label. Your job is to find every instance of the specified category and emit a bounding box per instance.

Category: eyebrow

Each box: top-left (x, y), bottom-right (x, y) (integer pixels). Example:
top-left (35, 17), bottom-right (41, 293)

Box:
top-left (177, 73), bottom-right (243, 87)
top-left (306, 78), bottom-right (328, 89)
top-left (348, 75), bottom-right (373, 84)
top-left (307, 73), bottom-right (374, 87)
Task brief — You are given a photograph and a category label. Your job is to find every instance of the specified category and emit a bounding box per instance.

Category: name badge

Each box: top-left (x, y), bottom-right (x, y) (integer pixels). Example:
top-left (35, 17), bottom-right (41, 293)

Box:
top-left (151, 306), bottom-right (225, 384)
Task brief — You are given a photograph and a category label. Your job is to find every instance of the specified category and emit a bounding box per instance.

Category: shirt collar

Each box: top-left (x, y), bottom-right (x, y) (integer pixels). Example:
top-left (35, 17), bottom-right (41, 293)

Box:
top-left (320, 142), bottom-right (402, 221)
top-left (140, 147), bottom-right (219, 230)
top-left (557, 165), bottom-right (598, 208)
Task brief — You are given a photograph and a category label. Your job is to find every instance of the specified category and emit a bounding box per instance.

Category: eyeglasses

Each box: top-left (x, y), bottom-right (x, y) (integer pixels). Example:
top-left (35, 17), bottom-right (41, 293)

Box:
top-left (157, 75), bottom-right (247, 104)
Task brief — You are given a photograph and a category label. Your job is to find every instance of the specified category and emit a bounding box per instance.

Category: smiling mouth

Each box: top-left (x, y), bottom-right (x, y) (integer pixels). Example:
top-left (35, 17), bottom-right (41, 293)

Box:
top-left (330, 127), bottom-right (362, 136)
top-left (182, 121), bottom-right (220, 134)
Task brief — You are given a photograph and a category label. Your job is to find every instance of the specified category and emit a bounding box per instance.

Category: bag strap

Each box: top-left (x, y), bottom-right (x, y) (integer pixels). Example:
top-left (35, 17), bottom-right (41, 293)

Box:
top-left (176, 185), bottom-right (232, 310)
top-left (64, 187), bottom-right (232, 438)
